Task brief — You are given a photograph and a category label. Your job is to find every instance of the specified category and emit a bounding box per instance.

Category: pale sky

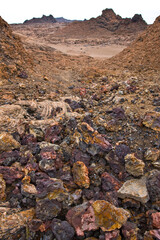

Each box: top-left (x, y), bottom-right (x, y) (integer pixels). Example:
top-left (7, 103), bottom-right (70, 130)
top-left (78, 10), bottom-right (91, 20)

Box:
top-left (1, 0), bottom-right (160, 24)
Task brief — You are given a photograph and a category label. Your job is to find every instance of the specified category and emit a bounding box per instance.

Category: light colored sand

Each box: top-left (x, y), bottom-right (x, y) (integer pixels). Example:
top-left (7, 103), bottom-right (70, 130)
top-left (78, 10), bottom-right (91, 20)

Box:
top-left (50, 43), bottom-right (126, 59)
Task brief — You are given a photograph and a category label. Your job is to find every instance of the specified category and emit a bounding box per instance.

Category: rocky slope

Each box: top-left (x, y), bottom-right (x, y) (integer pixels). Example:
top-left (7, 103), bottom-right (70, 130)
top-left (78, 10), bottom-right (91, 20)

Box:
top-left (110, 16), bottom-right (160, 71)
top-left (24, 15), bottom-right (57, 24)
top-left (0, 17), bottom-right (32, 79)
top-left (0, 15), bottom-right (160, 240)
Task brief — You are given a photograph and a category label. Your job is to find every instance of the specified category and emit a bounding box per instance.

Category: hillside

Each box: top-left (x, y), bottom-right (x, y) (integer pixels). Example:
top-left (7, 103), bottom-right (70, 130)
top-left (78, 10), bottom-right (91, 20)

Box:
top-left (0, 16), bottom-right (32, 79)
top-left (110, 16), bottom-right (160, 71)
top-left (55, 8), bottom-right (147, 38)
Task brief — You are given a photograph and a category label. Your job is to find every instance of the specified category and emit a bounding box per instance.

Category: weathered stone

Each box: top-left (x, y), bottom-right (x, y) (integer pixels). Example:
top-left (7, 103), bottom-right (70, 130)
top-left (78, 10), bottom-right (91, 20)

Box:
top-left (125, 153), bottom-right (145, 177)
top-left (152, 161), bottom-right (160, 169)
top-left (39, 147), bottom-right (62, 172)
top-left (36, 198), bottom-right (61, 221)
top-left (143, 112), bottom-right (160, 131)
top-left (151, 212), bottom-right (160, 228)
top-left (75, 122), bottom-right (112, 156)
top-left (71, 148), bottom-right (91, 166)
top-left (146, 170), bottom-right (160, 202)
top-left (144, 148), bottom-right (160, 162)
top-left (29, 127), bottom-right (44, 141)
top-left (144, 231), bottom-right (154, 240)
top-left (0, 150), bottom-right (20, 166)
top-left (0, 166), bottom-right (24, 184)
top-left (45, 122), bottom-right (62, 143)
top-left (121, 221), bottom-right (139, 240)
top-left (105, 230), bottom-right (121, 240)
top-left (21, 134), bottom-right (37, 145)
top-left (92, 200), bottom-right (130, 232)
top-left (21, 183), bottom-right (38, 197)
top-left (72, 161), bottom-right (90, 188)
top-left (0, 174), bottom-right (6, 201)
top-left (104, 119), bottom-right (122, 132)
top-left (29, 218), bottom-right (43, 232)
top-left (149, 229), bottom-right (160, 239)
top-left (118, 177), bottom-right (149, 203)
top-left (51, 219), bottom-right (75, 240)
top-left (101, 172), bottom-right (122, 192)
top-left (0, 132), bottom-right (20, 152)
top-left (66, 202), bottom-right (98, 236)
top-left (0, 208), bottom-right (35, 238)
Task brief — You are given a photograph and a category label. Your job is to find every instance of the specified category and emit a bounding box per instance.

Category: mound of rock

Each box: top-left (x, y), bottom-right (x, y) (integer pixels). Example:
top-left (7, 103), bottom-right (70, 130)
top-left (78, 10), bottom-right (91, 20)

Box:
top-left (24, 15), bottom-right (57, 24)
top-left (0, 16), bottom-right (32, 79)
top-left (111, 16), bottom-right (160, 71)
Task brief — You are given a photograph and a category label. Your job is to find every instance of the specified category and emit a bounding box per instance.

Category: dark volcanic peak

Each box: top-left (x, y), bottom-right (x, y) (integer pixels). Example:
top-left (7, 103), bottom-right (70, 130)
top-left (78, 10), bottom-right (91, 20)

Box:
top-left (90, 8), bottom-right (147, 32)
top-left (24, 14), bottom-right (57, 24)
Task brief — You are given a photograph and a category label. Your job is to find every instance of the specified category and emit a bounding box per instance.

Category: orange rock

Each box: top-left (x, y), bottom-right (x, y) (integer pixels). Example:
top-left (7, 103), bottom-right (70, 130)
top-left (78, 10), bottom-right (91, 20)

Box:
top-left (0, 132), bottom-right (20, 152)
top-left (92, 200), bottom-right (130, 232)
top-left (0, 174), bottom-right (6, 201)
top-left (72, 161), bottom-right (90, 188)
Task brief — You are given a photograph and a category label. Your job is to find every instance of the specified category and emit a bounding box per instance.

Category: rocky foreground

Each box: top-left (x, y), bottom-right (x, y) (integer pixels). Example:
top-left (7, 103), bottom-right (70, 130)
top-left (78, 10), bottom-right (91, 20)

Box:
top-left (0, 14), bottom-right (160, 240)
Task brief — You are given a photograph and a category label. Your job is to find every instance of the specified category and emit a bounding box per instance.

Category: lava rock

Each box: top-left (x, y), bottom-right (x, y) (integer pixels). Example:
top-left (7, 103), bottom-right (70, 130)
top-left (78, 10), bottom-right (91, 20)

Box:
top-left (72, 161), bottom-right (90, 188)
top-left (36, 198), bottom-right (61, 221)
top-left (0, 132), bottom-right (20, 152)
top-left (125, 153), bottom-right (145, 177)
top-left (51, 219), bottom-right (75, 240)
top-left (118, 177), bottom-right (149, 203)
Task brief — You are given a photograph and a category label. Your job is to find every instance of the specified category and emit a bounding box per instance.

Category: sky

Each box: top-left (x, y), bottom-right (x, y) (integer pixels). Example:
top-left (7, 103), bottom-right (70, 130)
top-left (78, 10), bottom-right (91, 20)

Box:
top-left (1, 0), bottom-right (160, 24)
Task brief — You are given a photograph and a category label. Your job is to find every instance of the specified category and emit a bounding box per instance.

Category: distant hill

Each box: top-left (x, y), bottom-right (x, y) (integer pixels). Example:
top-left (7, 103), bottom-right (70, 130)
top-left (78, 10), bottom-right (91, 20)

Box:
top-left (55, 17), bottom-right (74, 23)
top-left (55, 8), bottom-right (147, 38)
top-left (24, 15), bottom-right (57, 24)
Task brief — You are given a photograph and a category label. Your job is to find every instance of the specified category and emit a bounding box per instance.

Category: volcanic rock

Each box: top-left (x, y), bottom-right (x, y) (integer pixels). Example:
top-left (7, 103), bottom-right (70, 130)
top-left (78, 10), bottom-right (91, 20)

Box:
top-left (145, 148), bottom-right (160, 162)
top-left (92, 200), bottom-right (130, 231)
top-left (118, 177), bottom-right (149, 203)
top-left (66, 202), bottom-right (98, 236)
top-left (72, 161), bottom-right (90, 188)
top-left (0, 132), bottom-right (20, 152)
top-left (51, 219), bottom-right (75, 240)
top-left (36, 198), bottom-right (61, 221)
top-left (0, 208), bottom-right (35, 238)
top-left (146, 170), bottom-right (160, 202)
top-left (0, 174), bottom-right (6, 201)
top-left (125, 153), bottom-right (145, 177)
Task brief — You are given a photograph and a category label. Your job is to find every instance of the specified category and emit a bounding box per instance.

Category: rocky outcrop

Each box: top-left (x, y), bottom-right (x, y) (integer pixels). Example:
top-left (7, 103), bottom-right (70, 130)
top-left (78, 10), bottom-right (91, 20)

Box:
top-left (24, 15), bottom-right (57, 24)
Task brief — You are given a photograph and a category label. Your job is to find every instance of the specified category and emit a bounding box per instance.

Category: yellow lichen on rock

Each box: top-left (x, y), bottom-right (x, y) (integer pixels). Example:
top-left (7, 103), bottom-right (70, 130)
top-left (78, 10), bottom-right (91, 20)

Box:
top-left (0, 132), bottom-right (20, 152)
top-left (92, 200), bottom-right (130, 231)
top-left (72, 161), bottom-right (90, 188)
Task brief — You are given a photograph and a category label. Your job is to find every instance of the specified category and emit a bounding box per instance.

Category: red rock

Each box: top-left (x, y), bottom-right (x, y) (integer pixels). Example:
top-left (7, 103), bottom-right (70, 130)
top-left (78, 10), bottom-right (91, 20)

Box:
top-left (66, 202), bottom-right (98, 236)
top-left (45, 122), bottom-right (62, 143)
top-left (105, 230), bottom-right (121, 240)
top-left (150, 229), bottom-right (160, 239)
top-left (151, 212), bottom-right (160, 228)
top-left (101, 172), bottom-right (122, 192)
top-left (121, 221), bottom-right (138, 239)
top-left (0, 166), bottom-right (24, 184)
